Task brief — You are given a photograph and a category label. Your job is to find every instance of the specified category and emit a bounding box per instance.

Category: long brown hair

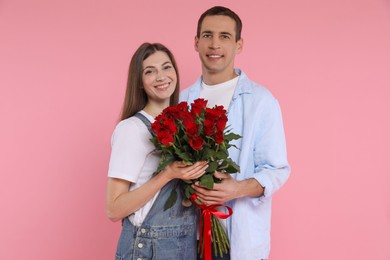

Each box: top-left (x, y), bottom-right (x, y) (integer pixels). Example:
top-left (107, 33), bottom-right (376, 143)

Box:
top-left (120, 42), bottom-right (180, 120)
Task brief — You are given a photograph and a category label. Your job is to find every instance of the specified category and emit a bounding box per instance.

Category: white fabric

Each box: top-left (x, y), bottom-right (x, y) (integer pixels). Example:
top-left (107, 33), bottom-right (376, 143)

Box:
top-left (108, 110), bottom-right (160, 226)
top-left (200, 76), bottom-right (238, 109)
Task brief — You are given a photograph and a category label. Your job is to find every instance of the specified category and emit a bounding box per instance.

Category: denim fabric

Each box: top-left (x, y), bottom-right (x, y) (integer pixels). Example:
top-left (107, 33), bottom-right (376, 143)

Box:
top-left (115, 180), bottom-right (197, 260)
top-left (196, 240), bottom-right (230, 260)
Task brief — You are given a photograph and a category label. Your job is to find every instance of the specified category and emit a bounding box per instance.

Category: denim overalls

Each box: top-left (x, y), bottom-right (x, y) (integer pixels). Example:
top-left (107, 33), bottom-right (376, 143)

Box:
top-left (115, 179), bottom-right (197, 260)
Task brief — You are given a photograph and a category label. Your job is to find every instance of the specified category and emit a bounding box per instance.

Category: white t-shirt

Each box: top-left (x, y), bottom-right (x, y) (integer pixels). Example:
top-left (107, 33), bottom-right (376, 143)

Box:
top-left (200, 76), bottom-right (239, 109)
top-left (108, 110), bottom-right (160, 226)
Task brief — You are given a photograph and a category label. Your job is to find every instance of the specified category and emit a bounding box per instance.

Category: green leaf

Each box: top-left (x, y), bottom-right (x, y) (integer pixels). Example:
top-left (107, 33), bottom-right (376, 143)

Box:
top-left (225, 143), bottom-right (240, 151)
top-left (156, 155), bottom-right (175, 173)
top-left (164, 189), bottom-right (178, 210)
top-left (206, 161), bottom-right (219, 173)
top-left (224, 158), bottom-right (240, 173)
top-left (224, 132), bottom-right (241, 142)
top-left (174, 146), bottom-right (191, 161)
top-left (184, 184), bottom-right (195, 199)
top-left (200, 174), bottom-right (214, 189)
top-left (217, 160), bottom-right (229, 170)
top-left (215, 150), bottom-right (228, 160)
top-left (201, 147), bottom-right (215, 161)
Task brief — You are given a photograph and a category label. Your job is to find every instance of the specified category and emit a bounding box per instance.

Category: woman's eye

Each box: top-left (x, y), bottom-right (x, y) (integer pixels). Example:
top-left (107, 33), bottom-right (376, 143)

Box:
top-left (144, 69), bottom-right (155, 75)
top-left (163, 65), bottom-right (173, 70)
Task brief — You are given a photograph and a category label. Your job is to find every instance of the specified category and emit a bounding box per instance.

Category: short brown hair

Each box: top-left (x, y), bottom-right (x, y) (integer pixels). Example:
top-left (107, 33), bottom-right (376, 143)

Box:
top-left (197, 6), bottom-right (242, 42)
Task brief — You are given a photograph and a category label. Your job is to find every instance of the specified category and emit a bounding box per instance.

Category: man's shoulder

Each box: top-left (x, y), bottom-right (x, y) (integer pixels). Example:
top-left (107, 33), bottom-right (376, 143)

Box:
top-left (179, 79), bottom-right (201, 101)
top-left (238, 74), bottom-right (275, 101)
top-left (179, 86), bottom-right (191, 101)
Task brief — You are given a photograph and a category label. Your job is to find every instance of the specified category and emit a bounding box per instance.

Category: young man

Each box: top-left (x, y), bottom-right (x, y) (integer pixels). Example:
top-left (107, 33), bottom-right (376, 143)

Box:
top-left (180, 6), bottom-right (290, 260)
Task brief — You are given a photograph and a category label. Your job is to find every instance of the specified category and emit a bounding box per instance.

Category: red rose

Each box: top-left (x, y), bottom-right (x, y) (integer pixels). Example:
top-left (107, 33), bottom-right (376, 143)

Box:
top-left (162, 117), bottom-right (178, 134)
top-left (203, 119), bottom-right (215, 136)
top-left (215, 130), bottom-right (224, 144)
top-left (154, 113), bottom-right (168, 123)
top-left (162, 106), bottom-right (179, 119)
top-left (183, 114), bottom-right (199, 137)
top-left (205, 107), bottom-right (226, 121)
top-left (191, 98), bottom-right (208, 116)
top-left (176, 101), bottom-right (189, 113)
top-left (189, 135), bottom-right (204, 150)
top-left (158, 131), bottom-right (174, 146)
top-left (213, 105), bottom-right (226, 112)
top-left (163, 102), bottom-right (188, 119)
top-left (151, 121), bottom-right (163, 135)
top-left (216, 114), bottom-right (228, 131)
top-left (185, 121), bottom-right (199, 137)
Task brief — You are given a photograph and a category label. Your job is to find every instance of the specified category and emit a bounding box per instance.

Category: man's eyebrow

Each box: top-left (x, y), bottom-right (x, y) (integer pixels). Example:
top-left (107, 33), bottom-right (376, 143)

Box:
top-left (220, 32), bottom-right (233, 36)
top-left (201, 30), bottom-right (233, 36)
top-left (201, 31), bottom-right (233, 36)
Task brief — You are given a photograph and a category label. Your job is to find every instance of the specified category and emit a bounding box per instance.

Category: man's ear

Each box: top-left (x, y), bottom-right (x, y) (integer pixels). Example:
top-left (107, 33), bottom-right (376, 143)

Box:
top-left (194, 36), bottom-right (199, 52)
top-left (236, 38), bottom-right (244, 54)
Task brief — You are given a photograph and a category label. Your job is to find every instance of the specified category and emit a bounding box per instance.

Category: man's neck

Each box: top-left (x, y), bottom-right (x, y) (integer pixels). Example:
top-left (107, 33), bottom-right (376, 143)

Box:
top-left (202, 70), bottom-right (238, 85)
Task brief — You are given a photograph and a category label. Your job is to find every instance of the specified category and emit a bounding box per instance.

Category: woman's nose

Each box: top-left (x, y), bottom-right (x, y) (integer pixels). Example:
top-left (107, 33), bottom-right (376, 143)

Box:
top-left (156, 70), bottom-right (166, 81)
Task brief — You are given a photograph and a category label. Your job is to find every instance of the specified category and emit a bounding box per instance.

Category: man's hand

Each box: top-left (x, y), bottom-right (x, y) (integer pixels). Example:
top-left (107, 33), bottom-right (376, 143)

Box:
top-left (192, 171), bottom-right (265, 206)
top-left (192, 171), bottom-right (241, 205)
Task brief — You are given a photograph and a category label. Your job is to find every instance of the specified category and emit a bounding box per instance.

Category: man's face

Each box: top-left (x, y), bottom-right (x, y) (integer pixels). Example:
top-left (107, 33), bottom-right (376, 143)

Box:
top-left (195, 15), bottom-right (243, 79)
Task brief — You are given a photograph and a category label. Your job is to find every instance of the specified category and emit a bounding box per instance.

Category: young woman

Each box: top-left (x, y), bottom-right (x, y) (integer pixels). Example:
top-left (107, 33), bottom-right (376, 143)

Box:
top-left (106, 42), bottom-right (207, 259)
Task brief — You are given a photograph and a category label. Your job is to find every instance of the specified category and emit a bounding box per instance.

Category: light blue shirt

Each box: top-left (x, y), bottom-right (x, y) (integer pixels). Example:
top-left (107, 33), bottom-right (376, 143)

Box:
top-left (180, 69), bottom-right (290, 259)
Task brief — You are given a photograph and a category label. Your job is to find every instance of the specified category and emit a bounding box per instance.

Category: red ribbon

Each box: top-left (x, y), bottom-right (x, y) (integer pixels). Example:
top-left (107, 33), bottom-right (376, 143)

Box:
top-left (190, 194), bottom-right (233, 260)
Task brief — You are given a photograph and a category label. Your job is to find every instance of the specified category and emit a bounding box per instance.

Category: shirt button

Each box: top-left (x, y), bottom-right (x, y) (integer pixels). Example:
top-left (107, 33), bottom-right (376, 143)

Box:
top-left (141, 228), bottom-right (146, 233)
top-left (138, 243), bottom-right (143, 248)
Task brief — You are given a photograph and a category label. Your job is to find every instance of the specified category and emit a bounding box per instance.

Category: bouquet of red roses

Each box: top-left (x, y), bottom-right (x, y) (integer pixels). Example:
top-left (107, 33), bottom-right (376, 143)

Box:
top-left (150, 98), bottom-right (241, 259)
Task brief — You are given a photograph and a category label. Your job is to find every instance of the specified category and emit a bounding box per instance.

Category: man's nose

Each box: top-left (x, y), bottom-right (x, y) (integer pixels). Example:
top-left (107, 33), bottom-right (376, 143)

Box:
top-left (209, 38), bottom-right (221, 49)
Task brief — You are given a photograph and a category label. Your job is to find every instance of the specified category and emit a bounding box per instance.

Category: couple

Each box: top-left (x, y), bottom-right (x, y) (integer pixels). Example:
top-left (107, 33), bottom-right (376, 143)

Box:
top-left (106, 6), bottom-right (290, 260)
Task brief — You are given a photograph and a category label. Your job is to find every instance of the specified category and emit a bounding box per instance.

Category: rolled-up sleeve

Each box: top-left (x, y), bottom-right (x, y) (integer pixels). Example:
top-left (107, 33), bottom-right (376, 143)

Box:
top-left (252, 97), bottom-right (290, 205)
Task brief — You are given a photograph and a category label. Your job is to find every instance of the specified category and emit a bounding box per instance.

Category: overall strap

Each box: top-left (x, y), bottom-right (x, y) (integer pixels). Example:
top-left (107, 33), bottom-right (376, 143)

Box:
top-left (134, 112), bottom-right (154, 136)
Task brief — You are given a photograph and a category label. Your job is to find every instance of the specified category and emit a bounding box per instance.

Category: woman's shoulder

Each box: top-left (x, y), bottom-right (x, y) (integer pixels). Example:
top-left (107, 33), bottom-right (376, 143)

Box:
top-left (112, 116), bottom-right (148, 140)
top-left (115, 116), bottom-right (144, 130)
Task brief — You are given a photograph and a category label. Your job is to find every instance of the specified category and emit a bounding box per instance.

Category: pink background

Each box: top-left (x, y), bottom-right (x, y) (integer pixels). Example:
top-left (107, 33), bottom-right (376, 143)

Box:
top-left (1, 0), bottom-right (389, 259)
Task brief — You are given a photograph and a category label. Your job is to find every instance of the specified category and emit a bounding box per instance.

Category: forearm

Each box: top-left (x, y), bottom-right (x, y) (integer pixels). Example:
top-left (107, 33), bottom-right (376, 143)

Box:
top-left (237, 178), bottom-right (264, 198)
top-left (106, 173), bottom-right (171, 222)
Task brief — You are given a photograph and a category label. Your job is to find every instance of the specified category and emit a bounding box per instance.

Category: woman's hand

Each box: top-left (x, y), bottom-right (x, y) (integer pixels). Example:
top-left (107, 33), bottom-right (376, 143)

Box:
top-left (163, 161), bottom-right (208, 181)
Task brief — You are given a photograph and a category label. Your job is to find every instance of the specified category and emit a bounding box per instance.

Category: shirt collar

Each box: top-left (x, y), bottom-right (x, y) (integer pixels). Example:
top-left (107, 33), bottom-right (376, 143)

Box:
top-left (187, 69), bottom-right (253, 103)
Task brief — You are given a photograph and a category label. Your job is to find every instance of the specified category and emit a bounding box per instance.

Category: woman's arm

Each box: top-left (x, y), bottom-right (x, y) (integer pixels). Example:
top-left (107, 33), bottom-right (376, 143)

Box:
top-left (106, 161), bottom-right (207, 222)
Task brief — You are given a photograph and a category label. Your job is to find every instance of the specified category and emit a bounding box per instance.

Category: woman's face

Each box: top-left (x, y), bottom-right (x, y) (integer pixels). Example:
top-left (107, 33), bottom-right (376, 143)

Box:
top-left (142, 51), bottom-right (177, 104)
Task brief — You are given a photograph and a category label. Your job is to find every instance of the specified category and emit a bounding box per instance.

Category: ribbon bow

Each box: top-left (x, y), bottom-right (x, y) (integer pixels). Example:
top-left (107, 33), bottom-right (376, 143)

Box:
top-left (190, 194), bottom-right (233, 260)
